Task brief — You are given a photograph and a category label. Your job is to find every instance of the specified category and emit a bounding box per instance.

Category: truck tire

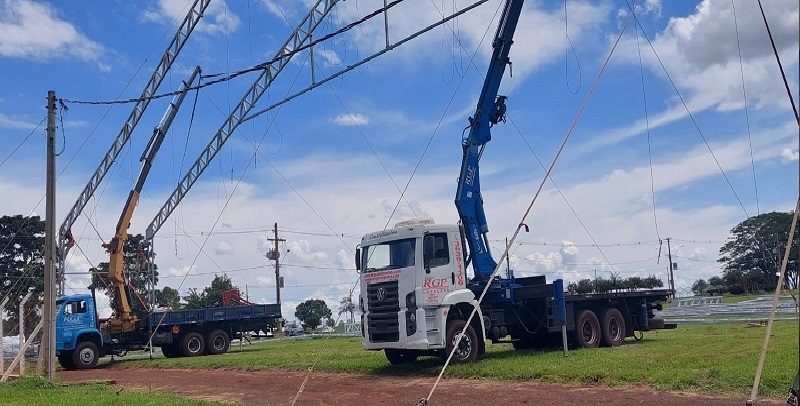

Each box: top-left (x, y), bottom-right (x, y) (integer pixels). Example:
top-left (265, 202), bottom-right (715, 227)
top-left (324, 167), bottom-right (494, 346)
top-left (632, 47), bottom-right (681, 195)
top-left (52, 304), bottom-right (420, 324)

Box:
top-left (599, 308), bottom-right (626, 347)
top-left (161, 343), bottom-right (180, 358)
top-left (180, 332), bottom-right (205, 357)
top-left (574, 310), bottom-right (601, 349)
top-left (57, 352), bottom-right (76, 370)
top-left (444, 319), bottom-right (478, 363)
top-left (384, 349), bottom-right (417, 365)
top-left (71, 341), bottom-right (100, 369)
top-left (206, 329), bottom-right (230, 355)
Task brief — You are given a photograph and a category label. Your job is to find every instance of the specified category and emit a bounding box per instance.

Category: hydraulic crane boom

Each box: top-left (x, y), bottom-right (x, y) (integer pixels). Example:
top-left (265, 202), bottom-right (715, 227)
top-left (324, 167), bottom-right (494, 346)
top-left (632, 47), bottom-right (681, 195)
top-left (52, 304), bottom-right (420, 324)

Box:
top-left (455, 0), bottom-right (524, 281)
top-left (56, 0), bottom-right (211, 296)
top-left (105, 67), bottom-right (200, 334)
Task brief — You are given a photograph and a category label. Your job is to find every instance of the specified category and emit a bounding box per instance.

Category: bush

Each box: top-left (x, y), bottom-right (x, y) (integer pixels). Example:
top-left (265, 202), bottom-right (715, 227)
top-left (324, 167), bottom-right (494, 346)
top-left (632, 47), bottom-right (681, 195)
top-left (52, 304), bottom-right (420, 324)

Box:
top-left (728, 285), bottom-right (746, 295)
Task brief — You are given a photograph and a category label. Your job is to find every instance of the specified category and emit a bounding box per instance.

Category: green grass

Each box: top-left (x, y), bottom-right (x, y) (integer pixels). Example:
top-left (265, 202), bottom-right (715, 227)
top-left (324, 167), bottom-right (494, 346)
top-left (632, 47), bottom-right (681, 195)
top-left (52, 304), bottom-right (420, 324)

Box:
top-left (113, 322), bottom-right (798, 398)
top-left (0, 376), bottom-right (225, 406)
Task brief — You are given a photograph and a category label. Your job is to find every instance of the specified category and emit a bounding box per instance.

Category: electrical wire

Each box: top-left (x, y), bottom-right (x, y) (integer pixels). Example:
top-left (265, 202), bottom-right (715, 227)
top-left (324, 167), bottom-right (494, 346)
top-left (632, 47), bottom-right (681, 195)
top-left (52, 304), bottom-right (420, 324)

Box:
top-left (59, 0), bottom-right (410, 107)
top-left (0, 117), bottom-right (45, 171)
top-left (731, 0), bottom-right (760, 215)
top-left (634, 15), bottom-right (660, 240)
top-left (755, 0), bottom-right (798, 124)
top-left (627, 3), bottom-right (750, 218)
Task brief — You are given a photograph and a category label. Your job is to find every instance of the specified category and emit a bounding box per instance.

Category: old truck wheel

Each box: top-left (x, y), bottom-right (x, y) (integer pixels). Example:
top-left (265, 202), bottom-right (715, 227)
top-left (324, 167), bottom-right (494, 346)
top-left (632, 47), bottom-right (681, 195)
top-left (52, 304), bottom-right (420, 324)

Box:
top-left (599, 308), bottom-right (626, 347)
top-left (206, 329), bottom-right (230, 355)
top-left (574, 310), bottom-right (601, 349)
top-left (384, 349), bottom-right (417, 365)
top-left (57, 352), bottom-right (76, 370)
top-left (71, 341), bottom-right (99, 369)
top-left (445, 319), bottom-right (478, 363)
top-left (180, 332), bottom-right (205, 357)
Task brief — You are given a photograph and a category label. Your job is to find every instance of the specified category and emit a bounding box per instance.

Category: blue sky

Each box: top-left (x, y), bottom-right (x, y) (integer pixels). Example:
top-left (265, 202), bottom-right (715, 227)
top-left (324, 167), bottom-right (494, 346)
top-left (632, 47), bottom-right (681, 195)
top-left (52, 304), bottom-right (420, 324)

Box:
top-left (0, 0), bottom-right (797, 319)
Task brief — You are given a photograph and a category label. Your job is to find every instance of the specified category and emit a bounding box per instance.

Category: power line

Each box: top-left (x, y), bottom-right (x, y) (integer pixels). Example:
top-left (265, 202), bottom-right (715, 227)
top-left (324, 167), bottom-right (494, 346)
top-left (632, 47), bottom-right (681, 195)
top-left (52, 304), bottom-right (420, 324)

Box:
top-left (59, 0), bottom-right (410, 107)
top-left (0, 117), bottom-right (46, 171)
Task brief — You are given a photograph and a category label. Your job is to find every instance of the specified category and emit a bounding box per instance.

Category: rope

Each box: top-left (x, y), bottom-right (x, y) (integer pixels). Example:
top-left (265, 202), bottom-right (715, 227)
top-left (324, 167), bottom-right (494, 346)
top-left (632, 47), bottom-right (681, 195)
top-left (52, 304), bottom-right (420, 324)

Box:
top-left (424, 2), bottom-right (639, 404)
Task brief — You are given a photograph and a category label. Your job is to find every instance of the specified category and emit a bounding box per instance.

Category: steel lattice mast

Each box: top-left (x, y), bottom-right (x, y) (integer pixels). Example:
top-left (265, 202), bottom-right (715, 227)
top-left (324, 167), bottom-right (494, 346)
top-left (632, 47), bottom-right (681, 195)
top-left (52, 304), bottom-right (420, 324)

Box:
top-left (56, 0), bottom-right (212, 295)
top-left (145, 0), bottom-right (341, 240)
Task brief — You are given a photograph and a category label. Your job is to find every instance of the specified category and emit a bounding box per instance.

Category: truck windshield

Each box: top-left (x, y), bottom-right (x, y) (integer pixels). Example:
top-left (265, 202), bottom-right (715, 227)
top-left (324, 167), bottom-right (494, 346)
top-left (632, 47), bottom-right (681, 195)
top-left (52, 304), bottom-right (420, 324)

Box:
top-left (362, 238), bottom-right (415, 272)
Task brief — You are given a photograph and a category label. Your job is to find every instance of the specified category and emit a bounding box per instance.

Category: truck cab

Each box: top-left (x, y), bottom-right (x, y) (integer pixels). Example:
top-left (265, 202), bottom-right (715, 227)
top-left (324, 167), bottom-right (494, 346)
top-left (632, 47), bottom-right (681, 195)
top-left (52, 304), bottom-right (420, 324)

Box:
top-left (357, 219), bottom-right (485, 364)
top-left (56, 294), bottom-right (104, 369)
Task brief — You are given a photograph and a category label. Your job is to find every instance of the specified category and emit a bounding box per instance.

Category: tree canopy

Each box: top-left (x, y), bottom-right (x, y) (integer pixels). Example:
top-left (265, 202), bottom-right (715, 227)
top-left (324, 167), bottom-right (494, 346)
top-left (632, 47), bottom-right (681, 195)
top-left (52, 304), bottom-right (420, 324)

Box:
top-left (155, 286), bottom-right (181, 309)
top-left (89, 233), bottom-right (158, 317)
top-left (718, 211), bottom-right (797, 292)
top-left (184, 274), bottom-right (236, 309)
top-left (0, 215), bottom-right (44, 335)
top-left (295, 299), bottom-right (331, 330)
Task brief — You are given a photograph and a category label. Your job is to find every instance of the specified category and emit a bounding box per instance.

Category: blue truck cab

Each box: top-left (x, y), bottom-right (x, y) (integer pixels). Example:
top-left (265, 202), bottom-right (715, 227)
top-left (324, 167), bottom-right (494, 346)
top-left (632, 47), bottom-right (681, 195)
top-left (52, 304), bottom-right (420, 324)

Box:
top-left (55, 293), bottom-right (105, 369)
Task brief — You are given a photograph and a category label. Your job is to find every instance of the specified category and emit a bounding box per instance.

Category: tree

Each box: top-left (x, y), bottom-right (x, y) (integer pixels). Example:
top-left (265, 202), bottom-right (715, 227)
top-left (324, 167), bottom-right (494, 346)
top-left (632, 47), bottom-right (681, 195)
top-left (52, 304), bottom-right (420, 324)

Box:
top-left (718, 212), bottom-right (798, 292)
top-left (155, 286), bottom-right (181, 309)
top-left (184, 274), bottom-right (236, 309)
top-left (89, 233), bottom-right (157, 317)
top-left (338, 295), bottom-right (356, 324)
top-left (0, 215), bottom-right (44, 335)
top-left (295, 299), bottom-right (331, 330)
top-left (691, 279), bottom-right (708, 296)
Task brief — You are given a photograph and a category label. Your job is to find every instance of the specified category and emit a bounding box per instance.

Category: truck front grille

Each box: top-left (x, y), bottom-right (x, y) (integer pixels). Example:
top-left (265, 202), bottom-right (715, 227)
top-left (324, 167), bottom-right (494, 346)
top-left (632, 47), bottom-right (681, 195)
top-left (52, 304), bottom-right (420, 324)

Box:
top-left (367, 280), bottom-right (399, 342)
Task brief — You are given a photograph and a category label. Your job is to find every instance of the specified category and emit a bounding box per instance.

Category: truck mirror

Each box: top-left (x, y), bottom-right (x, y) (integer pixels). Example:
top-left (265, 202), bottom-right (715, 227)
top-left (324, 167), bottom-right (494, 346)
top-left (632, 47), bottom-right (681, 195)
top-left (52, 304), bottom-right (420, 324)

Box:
top-left (354, 247), bottom-right (362, 272)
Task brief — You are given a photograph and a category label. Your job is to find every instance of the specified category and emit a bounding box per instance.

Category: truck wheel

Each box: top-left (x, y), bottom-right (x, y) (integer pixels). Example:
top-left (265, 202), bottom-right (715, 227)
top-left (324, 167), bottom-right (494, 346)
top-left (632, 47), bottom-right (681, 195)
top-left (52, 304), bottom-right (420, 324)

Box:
top-left (161, 344), bottom-right (180, 358)
top-left (599, 308), bottom-right (626, 347)
top-left (57, 352), bottom-right (76, 370)
top-left (71, 341), bottom-right (99, 369)
top-left (180, 332), bottom-right (205, 357)
top-left (444, 319), bottom-right (478, 363)
top-left (206, 329), bottom-right (230, 355)
top-left (384, 349), bottom-right (417, 365)
top-left (574, 310), bottom-right (601, 349)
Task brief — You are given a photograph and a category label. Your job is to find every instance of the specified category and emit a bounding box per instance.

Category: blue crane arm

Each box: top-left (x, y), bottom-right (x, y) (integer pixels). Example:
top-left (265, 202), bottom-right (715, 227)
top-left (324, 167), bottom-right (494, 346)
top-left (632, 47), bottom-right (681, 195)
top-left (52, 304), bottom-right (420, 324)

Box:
top-left (454, 0), bottom-right (524, 281)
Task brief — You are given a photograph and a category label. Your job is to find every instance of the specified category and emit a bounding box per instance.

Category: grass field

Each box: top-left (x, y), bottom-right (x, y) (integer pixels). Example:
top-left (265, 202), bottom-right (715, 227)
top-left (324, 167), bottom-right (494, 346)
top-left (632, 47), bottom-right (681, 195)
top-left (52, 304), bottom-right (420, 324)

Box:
top-left (111, 322), bottom-right (798, 398)
top-left (0, 376), bottom-right (224, 406)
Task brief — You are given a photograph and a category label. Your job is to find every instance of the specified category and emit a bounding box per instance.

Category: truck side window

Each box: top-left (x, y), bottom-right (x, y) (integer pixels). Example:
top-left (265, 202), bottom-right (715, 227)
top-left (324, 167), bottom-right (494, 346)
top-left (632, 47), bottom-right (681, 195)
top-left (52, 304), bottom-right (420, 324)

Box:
top-left (65, 300), bottom-right (87, 315)
top-left (427, 233), bottom-right (450, 268)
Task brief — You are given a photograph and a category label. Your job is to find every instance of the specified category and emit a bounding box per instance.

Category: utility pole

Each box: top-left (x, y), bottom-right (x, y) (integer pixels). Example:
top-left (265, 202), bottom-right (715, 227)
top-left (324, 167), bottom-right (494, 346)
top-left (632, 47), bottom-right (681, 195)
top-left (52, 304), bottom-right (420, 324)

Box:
top-left (266, 223), bottom-right (285, 304)
top-left (39, 90), bottom-right (57, 379)
top-left (666, 237), bottom-right (675, 296)
top-left (266, 223), bottom-right (285, 333)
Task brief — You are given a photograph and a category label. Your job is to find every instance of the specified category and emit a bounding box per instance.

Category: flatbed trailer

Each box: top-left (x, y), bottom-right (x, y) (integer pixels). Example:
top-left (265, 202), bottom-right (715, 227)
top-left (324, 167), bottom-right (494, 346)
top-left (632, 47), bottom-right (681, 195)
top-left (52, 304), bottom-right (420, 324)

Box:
top-left (55, 293), bottom-right (281, 369)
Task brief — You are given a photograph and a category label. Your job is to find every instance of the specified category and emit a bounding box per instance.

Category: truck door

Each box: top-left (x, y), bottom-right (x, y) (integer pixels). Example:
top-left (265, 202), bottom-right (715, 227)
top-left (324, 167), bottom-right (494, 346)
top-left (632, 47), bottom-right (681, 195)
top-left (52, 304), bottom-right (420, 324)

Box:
top-left (57, 299), bottom-right (92, 350)
top-left (422, 232), bottom-right (461, 305)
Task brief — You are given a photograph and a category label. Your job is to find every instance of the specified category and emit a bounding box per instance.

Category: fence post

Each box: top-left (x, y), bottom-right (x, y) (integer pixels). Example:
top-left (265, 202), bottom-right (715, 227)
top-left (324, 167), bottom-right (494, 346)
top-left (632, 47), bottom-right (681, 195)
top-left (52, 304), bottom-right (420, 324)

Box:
top-left (0, 297), bottom-right (8, 374)
top-left (18, 290), bottom-right (33, 375)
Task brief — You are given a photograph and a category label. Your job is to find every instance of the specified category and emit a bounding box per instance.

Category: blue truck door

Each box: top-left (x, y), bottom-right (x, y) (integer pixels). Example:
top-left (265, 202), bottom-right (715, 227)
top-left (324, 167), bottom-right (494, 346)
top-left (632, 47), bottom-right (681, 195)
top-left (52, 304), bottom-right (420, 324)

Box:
top-left (56, 298), bottom-right (93, 350)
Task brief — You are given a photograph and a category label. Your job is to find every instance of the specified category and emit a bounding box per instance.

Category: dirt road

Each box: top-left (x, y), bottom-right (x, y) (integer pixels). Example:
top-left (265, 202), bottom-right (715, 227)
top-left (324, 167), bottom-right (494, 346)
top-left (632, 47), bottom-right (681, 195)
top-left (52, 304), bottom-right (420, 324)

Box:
top-left (57, 366), bottom-right (786, 406)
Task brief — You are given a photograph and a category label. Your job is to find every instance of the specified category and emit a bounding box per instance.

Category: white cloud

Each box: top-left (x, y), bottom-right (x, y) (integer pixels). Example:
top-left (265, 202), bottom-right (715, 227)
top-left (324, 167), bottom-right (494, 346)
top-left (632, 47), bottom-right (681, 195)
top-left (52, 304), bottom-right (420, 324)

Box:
top-left (332, 113), bottom-right (369, 126)
top-left (617, 0), bottom-right (798, 112)
top-left (215, 240), bottom-right (234, 255)
top-left (644, 0), bottom-right (662, 17)
top-left (781, 147), bottom-right (799, 162)
top-left (317, 48), bottom-right (341, 67)
top-left (0, 0), bottom-right (106, 66)
top-left (142, 0), bottom-right (241, 35)
top-left (0, 111), bottom-right (38, 130)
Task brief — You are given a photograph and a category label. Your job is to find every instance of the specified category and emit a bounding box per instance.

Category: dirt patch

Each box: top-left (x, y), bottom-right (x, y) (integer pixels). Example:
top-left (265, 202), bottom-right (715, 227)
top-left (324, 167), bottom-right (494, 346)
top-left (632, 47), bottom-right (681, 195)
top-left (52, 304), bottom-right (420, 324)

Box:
top-left (57, 366), bottom-right (785, 406)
